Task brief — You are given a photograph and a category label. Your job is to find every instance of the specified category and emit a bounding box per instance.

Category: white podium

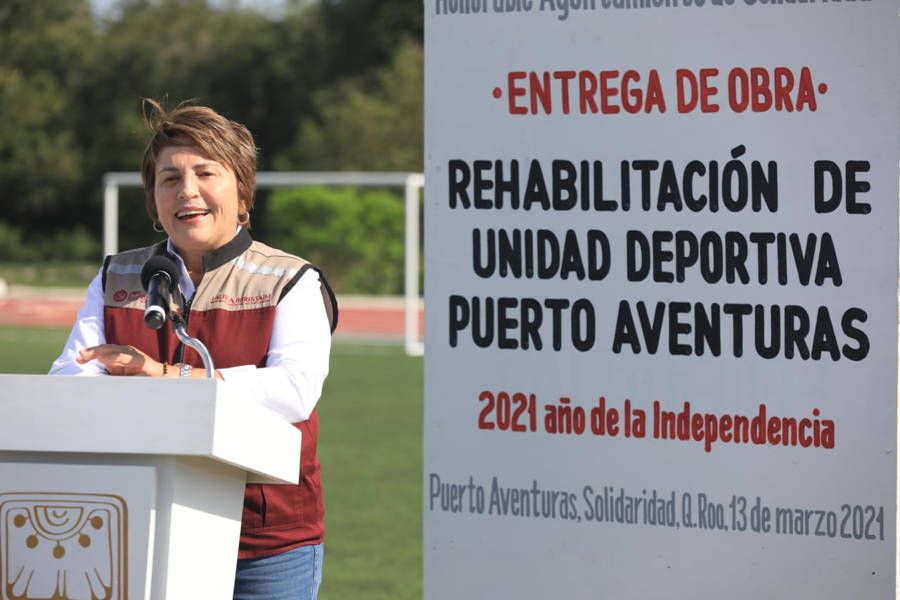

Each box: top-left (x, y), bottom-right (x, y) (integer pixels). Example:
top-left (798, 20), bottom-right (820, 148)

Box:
top-left (0, 375), bottom-right (301, 600)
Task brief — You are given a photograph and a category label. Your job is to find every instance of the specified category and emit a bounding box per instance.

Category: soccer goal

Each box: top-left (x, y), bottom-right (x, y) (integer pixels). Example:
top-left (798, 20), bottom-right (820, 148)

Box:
top-left (101, 171), bottom-right (425, 356)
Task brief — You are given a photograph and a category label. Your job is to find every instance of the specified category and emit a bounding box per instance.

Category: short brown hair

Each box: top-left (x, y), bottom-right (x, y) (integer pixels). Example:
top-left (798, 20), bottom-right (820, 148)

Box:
top-left (140, 99), bottom-right (257, 226)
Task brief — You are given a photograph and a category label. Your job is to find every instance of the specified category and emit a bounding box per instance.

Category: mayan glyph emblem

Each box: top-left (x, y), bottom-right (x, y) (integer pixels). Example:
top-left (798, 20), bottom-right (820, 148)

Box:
top-left (0, 493), bottom-right (126, 600)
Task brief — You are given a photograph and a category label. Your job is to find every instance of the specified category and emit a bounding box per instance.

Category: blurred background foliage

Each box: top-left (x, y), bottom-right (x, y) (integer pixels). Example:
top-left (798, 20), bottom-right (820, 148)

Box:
top-left (268, 186), bottom-right (405, 294)
top-left (0, 0), bottom-right (423, 293)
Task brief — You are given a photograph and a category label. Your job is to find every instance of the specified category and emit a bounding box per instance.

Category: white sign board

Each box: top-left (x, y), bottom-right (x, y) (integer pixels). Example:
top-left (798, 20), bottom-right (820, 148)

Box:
top-left (424, 3), bottom-right (900, 598)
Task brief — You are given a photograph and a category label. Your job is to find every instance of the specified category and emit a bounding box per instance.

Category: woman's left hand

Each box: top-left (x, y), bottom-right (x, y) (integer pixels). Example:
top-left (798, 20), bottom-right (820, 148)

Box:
top-left (76, 344), bottom-right (164, 377)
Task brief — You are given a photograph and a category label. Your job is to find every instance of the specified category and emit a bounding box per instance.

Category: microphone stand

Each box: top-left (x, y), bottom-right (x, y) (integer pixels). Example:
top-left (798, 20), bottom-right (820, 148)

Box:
top-left (170, 314), bottom-right (216, 379)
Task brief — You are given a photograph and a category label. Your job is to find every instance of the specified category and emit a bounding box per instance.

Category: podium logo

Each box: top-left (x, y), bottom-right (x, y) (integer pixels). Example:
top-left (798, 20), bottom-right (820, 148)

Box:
top-left (0, 493), bottom-right (127, 600)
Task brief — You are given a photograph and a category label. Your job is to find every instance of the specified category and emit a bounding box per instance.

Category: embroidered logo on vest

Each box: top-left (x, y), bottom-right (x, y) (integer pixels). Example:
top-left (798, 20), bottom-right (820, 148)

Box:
top-left (209, 293), bottom-right (273, 307)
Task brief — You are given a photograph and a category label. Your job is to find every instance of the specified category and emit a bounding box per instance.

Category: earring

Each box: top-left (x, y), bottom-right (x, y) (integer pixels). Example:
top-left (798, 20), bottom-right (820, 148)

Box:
top-left (152, 221), bottom-right (165, 233)
top-left (238, 212), bottom-right (250, 226)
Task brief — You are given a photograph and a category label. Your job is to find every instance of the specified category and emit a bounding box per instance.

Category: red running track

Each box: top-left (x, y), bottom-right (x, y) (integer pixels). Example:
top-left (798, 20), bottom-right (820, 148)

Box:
top-left (0, 293), bottom-right (424, 341)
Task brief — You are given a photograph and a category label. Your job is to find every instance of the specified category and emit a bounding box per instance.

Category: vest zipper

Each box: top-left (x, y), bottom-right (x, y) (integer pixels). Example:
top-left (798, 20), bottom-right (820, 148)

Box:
top-left (259, 485), bottom-right (268, 525)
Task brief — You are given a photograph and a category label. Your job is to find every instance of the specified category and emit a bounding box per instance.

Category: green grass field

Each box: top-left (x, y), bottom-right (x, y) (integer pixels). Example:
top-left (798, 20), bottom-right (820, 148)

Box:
top-left (0, 327), bottom-right (423, 599)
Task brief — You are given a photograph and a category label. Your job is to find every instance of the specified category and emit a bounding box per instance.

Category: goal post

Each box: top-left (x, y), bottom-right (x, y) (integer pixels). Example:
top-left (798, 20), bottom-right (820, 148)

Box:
top-left (102, 171), bottom-right (425, 356)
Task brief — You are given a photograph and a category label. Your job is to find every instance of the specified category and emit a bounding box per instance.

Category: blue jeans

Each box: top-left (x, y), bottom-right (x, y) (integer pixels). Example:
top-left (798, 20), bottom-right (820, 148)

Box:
top-left (233, 544), bottom-right (323, 600)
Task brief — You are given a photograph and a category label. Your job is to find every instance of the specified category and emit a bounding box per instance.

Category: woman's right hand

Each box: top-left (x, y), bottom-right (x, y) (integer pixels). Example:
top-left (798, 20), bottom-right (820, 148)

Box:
top-left (76, 344), bottom-right (166, 377)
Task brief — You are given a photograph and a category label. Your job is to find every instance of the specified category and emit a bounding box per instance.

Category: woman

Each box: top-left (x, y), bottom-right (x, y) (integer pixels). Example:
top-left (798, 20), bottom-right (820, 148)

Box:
top-left (50, 99), bottom-right (337, 600)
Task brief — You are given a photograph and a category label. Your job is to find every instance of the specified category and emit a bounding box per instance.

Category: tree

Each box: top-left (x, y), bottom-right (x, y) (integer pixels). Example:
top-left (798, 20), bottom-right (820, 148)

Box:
top-left (317, 0), bottom-right (422, 76)
top-left (0, 0), bottom-right (427, 261)
top-left (0, 0), bottom-right (94, 231)
top-left (277, 40), bottom-right (423, 172)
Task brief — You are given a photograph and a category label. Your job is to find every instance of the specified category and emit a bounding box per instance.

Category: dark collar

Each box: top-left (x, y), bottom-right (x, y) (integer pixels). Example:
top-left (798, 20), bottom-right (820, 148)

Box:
top-left (203, 228), bottom-right (253, 272)
top-left (151, 228), bottom-right (253, 273)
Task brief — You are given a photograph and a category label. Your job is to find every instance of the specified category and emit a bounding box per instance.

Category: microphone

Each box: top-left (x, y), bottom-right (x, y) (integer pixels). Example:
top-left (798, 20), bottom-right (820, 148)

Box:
top-left (140, 256), bottom-right (180, 330)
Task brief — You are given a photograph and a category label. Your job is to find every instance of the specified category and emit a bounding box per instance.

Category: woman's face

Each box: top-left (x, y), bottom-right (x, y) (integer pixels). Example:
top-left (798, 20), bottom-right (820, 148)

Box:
top-left (154, 145), bottom-right (243, 264)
